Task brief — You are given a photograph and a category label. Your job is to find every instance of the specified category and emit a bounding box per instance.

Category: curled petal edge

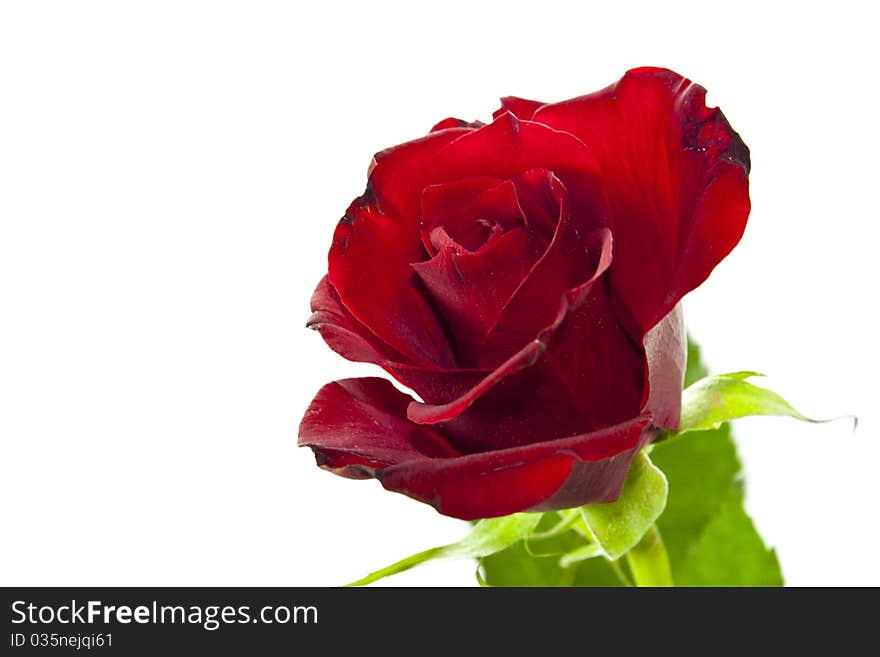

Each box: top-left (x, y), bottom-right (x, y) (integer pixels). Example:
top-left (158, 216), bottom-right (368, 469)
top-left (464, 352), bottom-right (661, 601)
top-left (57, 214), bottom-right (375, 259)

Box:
top-left (299, 376), bottom-right (653, 520)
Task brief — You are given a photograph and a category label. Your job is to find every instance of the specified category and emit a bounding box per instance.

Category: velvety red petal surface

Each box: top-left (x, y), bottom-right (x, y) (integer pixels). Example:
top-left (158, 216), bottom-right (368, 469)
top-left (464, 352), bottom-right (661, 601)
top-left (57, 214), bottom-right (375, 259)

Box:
top-left (298, 376), bottom-right (652, 520)
top-left (412, 227), bottom-right (541, 365)
top-left (369, 126), bottom-right (473, 223)
top-left (532, 67), bottom-right (750, 337)
top-left (511, 168), bottom-right (563, 246)
top-left (306, 275), bottom-right (406, 365)
top-left (478, 182), bottom-right (605, 368)
top-left (298, 378), bottom-right (461, 479)
top-left (385, 112), bottom-right (603, 231)
top-left (405, 226), bottom-right (616, 430)
top-left (328, 127), bottom-right (483, 371)
top-left (408, 230), bottom-right (644, 454)
top-left (419, 176), bottom-right (511, 253)
top-left (328, 193), bottom-right (457, 369)
top-left (308, 276), bottom-right (492, 405)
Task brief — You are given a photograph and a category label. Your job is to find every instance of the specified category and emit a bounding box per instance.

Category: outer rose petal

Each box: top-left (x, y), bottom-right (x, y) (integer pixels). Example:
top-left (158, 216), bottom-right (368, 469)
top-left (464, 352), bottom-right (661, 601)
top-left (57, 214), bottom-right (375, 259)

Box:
top-left (382, 417), bottom-right (653, 520)
top-left (379, 112), bottom-right (603, 230)
top-left (493, 96), bottom-right (547, 120)
top-left (430, 117), bottom-right (485, 132)
top-left (309, 273), bottom-right (491, 405)
top-left (533, 67), bottom-right (750, 337)
top-left (298, 378), bottom-right (461, 479)
top-left (329, 127), bottom-right (479, 370)
top-left (298, 376), bottom-right (652, 520)
top-left (641, 303), bottom-right (686, 429)
top-left (307, 276), bottom-right (408, 365)
top-left (329, 192), bottom-right (457, 369)
top-left (368, 125), bottom-right (474, 223)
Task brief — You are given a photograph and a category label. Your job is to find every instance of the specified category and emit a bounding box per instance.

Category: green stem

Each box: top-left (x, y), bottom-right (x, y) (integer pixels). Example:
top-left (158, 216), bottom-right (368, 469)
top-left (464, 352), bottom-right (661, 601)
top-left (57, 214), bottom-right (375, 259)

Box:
top-left (625, 525), bottom-right (673, 587)
top-left (344, 546), bottom-right (447, 587)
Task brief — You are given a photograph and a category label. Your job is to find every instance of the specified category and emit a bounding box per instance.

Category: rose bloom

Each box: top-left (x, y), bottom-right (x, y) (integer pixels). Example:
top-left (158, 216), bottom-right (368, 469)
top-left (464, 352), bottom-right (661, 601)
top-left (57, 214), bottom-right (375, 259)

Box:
top-left (298, 67), bottom-right (750, 520)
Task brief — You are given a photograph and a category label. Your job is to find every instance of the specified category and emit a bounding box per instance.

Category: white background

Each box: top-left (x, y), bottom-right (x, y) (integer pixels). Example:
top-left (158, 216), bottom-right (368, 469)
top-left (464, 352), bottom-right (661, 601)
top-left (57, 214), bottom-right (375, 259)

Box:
top-left (1, 1), bottom-right (877, 586)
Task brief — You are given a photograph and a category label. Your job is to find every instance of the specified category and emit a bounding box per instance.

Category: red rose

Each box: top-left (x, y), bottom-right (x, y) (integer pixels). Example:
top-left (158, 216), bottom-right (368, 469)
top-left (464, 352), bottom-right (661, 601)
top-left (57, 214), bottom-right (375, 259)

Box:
top-left (298, 67), bottom-right (750, 520)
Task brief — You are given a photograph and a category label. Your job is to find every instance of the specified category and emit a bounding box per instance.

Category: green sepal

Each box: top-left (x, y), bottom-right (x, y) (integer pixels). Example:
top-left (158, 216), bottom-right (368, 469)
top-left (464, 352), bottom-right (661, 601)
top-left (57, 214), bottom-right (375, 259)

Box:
top-left (580, 450), bottom-right (668, 560)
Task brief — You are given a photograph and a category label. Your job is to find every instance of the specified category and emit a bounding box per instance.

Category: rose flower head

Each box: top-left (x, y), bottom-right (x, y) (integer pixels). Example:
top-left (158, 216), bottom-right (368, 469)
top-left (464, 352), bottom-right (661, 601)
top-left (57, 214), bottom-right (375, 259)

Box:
top-left (299, 67), bottom-right (750, 520)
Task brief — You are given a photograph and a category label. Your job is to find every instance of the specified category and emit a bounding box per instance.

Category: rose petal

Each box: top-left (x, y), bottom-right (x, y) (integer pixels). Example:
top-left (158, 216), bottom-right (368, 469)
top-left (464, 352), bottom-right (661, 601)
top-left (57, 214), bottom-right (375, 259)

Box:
top-left (406, 337), bottom-right (545, 428)
top-left (328, 191), bottom-right (457, 369)
top-left (478, 180), bottom-right (606, 368)
top-left (420, 179), bottom-right (527, 252)
top-left (369, 126), bottom-right (474, 223)
top-left (533, 67), bottom-right (751, 337)
top-left (408, 230), bottom-right (645, 454)
top-left (307, 276), bottom-right (407, 365)
top-left (383, 363), bottom-right (487, 405)
top-left (328, 125), bottom-right (486, 370)
top-left (379, 112), bottom-right (603, 232)
top-left (412, 226), bottom-right (542, 365)
top-left (413, 228), bottom-right (612, 428)
top-left (432, 112), bottom-right (600, 189)
top-left (308, 275), bottom-right (490, 405)
top-left (298, 377), bottom-right (461, 480)
top-left (493, 96), bottom-right (547, 120)
top-left (409, 278), bottom-right (645, 452)
top-left (641, 303), bottom-right (686, 429)
top-left (511, 168), bottom-right (563, 246)
top-left (430, 117), bottom-right (485, 132)
top-left (381, 414), bottom-right (650, 519)
top-left (419, 176), bottom-right (507, 253)
top-left (298, 376), bottom-right (652, 520)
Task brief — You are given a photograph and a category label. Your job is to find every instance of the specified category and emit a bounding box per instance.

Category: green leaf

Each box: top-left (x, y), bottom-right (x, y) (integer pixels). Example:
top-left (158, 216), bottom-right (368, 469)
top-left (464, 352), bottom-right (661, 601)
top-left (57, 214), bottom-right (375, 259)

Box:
top-left (346, 512), bottom-right (541, 586)
top-left (676, 489), bottom-right (783, 586)
top-left (651, 422), bottom-right (741, 574)
top-left (684, 336), bottom-right (710, 387)
top-left (651, 336), bottom-right (783, 586)
top-left (679, 371), bottom-right (825, 434)
top-left (580, 451), bottom-right (668, 559)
